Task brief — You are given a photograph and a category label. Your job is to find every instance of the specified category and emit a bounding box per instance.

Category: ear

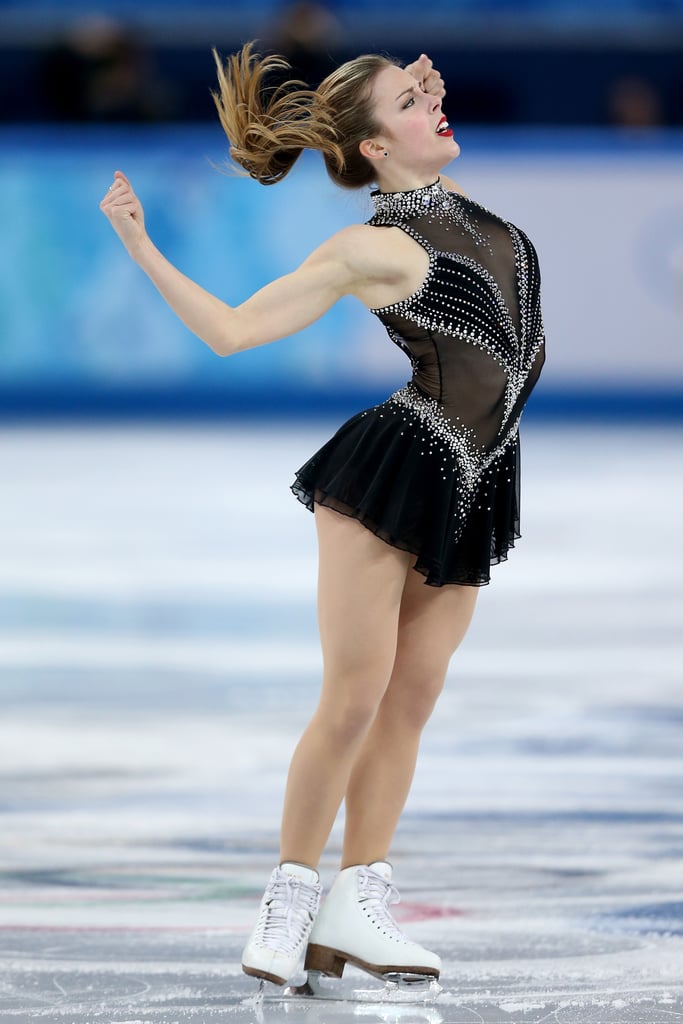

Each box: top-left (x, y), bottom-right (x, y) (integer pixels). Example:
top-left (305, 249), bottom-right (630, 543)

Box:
top-left (359, 138), bottom-right (387, 163)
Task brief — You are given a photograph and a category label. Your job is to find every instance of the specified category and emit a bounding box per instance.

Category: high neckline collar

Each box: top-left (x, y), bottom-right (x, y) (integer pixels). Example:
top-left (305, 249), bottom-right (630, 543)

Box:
top-left (369, 178), bottom-right (452, 224)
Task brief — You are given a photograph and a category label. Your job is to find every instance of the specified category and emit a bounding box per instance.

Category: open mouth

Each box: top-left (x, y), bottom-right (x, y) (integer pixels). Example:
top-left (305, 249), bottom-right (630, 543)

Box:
top-left (436, 116), bottom-right (453, 138)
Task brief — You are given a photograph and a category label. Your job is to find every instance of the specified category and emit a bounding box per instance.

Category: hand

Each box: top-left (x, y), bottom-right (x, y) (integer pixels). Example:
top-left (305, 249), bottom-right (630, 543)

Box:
top-left (404, 53), bottom-right (445, 99)
top-left (99, 170), bottom-right (147, 255)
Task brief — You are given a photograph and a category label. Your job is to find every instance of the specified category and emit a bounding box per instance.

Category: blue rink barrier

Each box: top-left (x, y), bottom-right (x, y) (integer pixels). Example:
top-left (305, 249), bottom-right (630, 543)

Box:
top-left (1, 384), bottom-right (682, 423)
top-left (1, 126), bottom-right (682, 421)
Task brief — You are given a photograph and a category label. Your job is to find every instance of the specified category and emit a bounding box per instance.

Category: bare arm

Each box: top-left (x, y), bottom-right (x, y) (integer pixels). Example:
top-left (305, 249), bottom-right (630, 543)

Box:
top-left (100, 171), bottom-right (361, 357)
top-left (403, 57), bottom-right (466, 198)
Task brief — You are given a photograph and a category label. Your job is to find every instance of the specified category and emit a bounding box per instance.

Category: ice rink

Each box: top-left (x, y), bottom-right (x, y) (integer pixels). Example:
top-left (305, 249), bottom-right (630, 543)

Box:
top-left (0, 420), bottom-right (682, 1023)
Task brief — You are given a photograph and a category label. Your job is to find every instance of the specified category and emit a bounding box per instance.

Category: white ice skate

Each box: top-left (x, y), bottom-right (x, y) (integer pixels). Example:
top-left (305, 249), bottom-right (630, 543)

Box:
top-left (301, 860), bottom-right (441, 999)
top-left (241, 862), bottom-right (321, 986)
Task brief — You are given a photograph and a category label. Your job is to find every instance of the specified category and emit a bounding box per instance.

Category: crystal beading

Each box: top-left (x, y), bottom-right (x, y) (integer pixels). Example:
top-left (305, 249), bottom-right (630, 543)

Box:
top-left (365, 176), bottom-right (545, 501)
top-left (291, 175), bottom-right (545, 586)
top-left (370, 178), bottom-right (493, 252)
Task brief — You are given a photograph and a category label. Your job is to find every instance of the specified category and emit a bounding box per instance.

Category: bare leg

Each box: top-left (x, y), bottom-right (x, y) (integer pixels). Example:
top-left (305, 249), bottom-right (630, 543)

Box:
top-left (279, 506), bottom-right (412, 867)
top-left (342, 569), bottom-right (478, 866)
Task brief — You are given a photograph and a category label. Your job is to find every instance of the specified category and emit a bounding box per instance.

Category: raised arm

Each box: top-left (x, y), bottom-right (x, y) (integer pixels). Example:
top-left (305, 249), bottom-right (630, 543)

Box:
top-left (404, 53), bottom-right (445, 99)
top-left (100, 170), bottom-right (363, 357)
top-left (403, 57), bottom-right (467, 198)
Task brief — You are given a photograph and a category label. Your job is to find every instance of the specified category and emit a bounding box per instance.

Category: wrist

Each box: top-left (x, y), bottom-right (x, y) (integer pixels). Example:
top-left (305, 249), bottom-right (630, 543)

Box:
top-left (127, 232), bottom-right (155, 265)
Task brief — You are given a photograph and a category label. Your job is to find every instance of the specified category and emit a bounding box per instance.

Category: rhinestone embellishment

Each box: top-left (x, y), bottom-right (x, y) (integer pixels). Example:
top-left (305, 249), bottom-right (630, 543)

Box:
top-left (370, 178), bottom-right (494, 252)
top-left (365, 177), bottom-right (545, 478)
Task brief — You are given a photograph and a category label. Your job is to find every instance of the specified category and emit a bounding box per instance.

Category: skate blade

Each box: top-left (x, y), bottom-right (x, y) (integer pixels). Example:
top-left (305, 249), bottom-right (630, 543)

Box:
top-left (285, 968), bottom-right (442, 1005)
top-left (240, 978), bottom-right (267, 1020)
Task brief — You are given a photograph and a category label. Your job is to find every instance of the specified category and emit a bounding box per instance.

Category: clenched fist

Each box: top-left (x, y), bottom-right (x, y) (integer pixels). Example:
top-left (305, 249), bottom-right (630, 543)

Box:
top-left (404, 54), bottom-right (445, 99)
top-left (100, 170), bottom-right (147, 255)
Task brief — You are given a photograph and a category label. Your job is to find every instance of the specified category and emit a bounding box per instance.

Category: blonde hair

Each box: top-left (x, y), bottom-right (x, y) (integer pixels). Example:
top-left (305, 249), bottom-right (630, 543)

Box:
top-left (211, 42), bottom-right (396, 189)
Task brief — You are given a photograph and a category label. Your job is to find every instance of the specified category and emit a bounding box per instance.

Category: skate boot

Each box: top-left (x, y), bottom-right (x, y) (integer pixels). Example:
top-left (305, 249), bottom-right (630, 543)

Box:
top-left (304, 861), bottom-right (441, 982)
top-left (242, 862), bottom-right (322, 985)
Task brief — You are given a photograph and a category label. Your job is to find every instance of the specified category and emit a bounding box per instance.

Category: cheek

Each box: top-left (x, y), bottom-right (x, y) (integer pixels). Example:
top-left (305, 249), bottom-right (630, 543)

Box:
top-left (397, 115), bottom-right (432, 143)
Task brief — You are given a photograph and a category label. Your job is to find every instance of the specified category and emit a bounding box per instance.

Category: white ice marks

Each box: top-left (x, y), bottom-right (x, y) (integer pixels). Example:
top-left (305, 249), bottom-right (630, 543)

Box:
top-left (0, 422), bottom-right (682, 1022)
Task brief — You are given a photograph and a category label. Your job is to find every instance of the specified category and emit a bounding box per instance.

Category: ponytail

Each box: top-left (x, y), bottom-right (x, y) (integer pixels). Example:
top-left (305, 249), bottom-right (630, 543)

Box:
top-left (211, 42), bottom-right (343, 186)
top-left (212, 42), bottom-right (397, 191)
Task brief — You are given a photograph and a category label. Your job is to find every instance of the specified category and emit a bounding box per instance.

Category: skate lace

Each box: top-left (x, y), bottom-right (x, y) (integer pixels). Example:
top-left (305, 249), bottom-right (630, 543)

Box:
top-left (258, 874), bottom-right (320, 955)
top-left (357, 867), bottom-right (408, 944)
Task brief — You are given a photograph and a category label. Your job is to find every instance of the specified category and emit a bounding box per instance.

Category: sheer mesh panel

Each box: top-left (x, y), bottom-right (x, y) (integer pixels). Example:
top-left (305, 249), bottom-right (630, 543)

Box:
top-left (291, 180), bottom-right (545, 587)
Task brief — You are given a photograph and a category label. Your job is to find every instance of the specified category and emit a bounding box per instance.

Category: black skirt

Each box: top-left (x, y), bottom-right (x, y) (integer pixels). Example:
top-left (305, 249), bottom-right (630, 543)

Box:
top-left (291, 392), bottom-right (521, 588)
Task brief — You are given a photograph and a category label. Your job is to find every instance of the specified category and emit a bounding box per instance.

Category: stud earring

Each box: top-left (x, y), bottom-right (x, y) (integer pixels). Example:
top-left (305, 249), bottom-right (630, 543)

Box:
top-left (383, 151), bottom-right (389, 158)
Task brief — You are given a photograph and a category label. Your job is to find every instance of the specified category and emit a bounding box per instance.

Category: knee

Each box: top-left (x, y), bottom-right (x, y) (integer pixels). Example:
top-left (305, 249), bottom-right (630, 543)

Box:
top-left (382, 670), bottom-right (447, 731)
top-left (316, 687), bottom-right (385, 748)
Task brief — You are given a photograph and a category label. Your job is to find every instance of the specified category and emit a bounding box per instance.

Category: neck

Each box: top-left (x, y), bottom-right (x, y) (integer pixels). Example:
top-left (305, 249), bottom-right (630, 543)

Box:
top-left (369, 178), bottom-right (448, 224)
top-left (374, 169), bottom-right (442, 194)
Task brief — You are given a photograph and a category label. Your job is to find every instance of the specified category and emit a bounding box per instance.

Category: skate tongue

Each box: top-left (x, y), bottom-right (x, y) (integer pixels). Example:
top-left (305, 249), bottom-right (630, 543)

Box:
top-left (367, 860), bottom-right (393, 881)
top-left (280, 861), bottom-right (319, 885)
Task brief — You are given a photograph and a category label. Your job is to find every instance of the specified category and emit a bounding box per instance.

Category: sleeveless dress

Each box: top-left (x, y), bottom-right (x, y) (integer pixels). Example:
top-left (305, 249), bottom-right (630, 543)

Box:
top-left (291, 178), bottom-right (546, 587)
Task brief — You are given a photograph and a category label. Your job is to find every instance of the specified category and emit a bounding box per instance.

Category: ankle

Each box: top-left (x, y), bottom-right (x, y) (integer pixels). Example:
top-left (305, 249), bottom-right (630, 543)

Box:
top-left (340, 857), bottom-right (390, 872)
top-left (279, 861), bottom-right (319, 885)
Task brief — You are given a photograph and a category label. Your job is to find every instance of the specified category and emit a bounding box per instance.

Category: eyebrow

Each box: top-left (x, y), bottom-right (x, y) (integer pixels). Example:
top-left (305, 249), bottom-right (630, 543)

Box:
top-left (394, 86), bottom-right (415, 102)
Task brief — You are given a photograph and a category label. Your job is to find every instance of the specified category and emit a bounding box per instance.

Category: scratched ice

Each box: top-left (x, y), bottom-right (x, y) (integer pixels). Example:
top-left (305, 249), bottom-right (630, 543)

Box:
top-left (0, 422), bottom-right (682, 1023)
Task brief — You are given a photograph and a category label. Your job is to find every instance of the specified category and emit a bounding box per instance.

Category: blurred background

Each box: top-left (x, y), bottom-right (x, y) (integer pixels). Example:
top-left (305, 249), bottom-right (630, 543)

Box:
top-left (0, 0), bottom-right (682, 418)
top-left (1, 10), bottom-right (683, 1018)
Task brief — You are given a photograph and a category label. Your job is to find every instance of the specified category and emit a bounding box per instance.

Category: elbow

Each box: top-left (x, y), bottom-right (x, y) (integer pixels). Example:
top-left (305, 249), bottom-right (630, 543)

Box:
top-left (213, 341), bottom-right (233, 358)
top-left (212, 309), bottom-right (246, 356)
top-left (210, 331), bottom-right (239, 357)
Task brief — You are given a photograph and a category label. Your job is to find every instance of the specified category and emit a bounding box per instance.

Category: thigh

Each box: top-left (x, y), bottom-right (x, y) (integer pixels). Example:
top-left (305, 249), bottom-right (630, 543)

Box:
top-left (397, 569), bottom-right (478, 666)
top-left (314, 505), bottom-right (412, 690)
top-left (387, 569), bottom-right (479, 712)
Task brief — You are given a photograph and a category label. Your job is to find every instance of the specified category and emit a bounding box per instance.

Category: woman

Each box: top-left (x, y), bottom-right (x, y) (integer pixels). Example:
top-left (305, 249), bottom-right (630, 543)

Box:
top-left (100, 44), bottom-right (545, 989)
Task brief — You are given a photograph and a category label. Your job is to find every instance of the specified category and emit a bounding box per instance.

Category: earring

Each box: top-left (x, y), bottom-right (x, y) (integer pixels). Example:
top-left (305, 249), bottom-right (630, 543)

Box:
top-left (383, 151), bottom-right (389, 158)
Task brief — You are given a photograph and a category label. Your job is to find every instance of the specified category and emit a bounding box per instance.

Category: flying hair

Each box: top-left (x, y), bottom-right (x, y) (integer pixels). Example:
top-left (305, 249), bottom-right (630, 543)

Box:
top-left (211, 42), bottom-right (397, 189)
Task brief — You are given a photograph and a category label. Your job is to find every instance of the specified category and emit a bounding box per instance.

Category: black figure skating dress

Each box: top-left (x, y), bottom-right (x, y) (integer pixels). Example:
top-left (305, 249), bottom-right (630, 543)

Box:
top-left (291, 178), bottom-right (546, 587)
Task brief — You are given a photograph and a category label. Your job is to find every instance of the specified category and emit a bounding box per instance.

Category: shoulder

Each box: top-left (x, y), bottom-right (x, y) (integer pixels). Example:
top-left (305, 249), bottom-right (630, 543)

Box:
top-left (334, 223), bottom-right (416, 277)
top-left (324, 223), bottom-right (430, 309)
top-left (307, 223), bottom-right (409, 283)
top-left (322, 223), bottom-right (398, 258)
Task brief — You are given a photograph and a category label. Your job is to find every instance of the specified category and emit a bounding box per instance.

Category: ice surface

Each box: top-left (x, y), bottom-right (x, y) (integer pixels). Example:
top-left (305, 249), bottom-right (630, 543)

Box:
top-left (0, 422), bottom-right (682, 1023)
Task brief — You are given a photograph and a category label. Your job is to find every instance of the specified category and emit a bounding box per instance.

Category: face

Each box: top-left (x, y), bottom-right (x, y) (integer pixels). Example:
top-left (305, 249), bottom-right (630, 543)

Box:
top-left (364, 64), bottom-right (460, 183)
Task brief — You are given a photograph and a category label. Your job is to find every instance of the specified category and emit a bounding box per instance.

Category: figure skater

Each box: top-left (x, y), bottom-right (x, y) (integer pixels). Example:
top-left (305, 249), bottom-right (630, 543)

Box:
top-left (100, 44), bottom-right (545, 989)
